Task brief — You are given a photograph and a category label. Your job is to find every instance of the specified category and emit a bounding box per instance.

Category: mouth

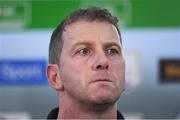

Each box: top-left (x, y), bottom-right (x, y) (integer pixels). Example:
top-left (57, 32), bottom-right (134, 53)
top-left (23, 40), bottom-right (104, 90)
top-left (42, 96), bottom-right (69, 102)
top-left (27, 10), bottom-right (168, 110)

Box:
top-left (92, 78), bottom-right (112, 83)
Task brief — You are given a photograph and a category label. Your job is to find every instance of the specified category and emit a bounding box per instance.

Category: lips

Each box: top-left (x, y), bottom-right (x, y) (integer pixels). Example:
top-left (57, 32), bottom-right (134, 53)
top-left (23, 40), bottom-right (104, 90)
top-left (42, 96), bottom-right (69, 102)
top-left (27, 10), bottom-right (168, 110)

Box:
top-left (91, 72), bottom-right (112, 83)
top-left (92, 78), bottom-right (112, 83)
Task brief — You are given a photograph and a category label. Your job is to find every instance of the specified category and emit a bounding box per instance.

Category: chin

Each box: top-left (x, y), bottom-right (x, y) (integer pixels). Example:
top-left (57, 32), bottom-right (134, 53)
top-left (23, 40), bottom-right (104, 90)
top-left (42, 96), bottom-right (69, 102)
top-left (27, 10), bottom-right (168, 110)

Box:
top-left (88, 95), bottom-right (119, 111)
top-left (90, 92), bottom-right (120, 105)
top-left (87, 85), bottom-right (123, 105)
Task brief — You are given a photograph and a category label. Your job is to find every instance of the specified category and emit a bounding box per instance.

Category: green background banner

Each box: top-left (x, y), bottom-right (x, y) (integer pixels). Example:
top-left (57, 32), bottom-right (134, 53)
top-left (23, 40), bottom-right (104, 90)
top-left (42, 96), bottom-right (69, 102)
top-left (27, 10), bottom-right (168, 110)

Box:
top-left (0, 0), bottom-right (180, 29)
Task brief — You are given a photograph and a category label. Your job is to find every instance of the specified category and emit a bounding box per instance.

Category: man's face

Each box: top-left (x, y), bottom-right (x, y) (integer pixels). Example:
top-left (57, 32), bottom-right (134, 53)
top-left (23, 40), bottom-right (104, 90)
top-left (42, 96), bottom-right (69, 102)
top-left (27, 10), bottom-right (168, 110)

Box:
top-left (59, 20), bottom-right (125, 105)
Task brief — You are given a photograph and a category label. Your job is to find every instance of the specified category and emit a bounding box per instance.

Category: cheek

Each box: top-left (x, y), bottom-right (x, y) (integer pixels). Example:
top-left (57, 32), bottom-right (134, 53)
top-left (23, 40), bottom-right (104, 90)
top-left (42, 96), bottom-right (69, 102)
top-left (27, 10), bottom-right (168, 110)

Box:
top-left (61, 59), bottom-right (84, 74)
top-left (60, 60), bottom-right (89, 85)
top-left (70, 62), bottom-right (88, 75)
top-left (112, 58), bottom-right (125, 70)
top-left (111, 59), bottom-right (125, 81)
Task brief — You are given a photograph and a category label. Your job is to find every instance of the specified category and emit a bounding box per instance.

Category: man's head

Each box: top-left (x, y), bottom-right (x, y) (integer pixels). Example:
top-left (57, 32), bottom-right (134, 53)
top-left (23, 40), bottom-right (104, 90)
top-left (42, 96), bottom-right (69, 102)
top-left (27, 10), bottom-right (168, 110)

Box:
top-left (49, 7), bottom-right (122, 65)
top-left (46, 7), bottom-right (125, 109)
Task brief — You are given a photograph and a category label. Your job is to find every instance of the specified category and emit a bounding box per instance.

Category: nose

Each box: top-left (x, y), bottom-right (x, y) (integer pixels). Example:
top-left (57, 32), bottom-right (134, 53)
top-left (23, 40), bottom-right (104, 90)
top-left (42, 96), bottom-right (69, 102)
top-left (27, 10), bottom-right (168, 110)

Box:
top-left (91, 52), bottom-right (109, 71)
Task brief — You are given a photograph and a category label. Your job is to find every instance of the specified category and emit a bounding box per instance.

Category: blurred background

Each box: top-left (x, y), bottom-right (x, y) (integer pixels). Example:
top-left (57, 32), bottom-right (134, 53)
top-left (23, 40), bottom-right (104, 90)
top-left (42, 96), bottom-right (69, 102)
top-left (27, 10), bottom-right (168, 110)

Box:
top-left (0, 0), bottom-right (180, 119)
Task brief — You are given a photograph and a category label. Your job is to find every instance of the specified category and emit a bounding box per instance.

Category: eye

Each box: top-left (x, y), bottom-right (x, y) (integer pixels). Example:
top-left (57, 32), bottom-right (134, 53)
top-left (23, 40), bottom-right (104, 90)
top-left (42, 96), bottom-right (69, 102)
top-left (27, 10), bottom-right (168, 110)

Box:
top-left (78, 48), bottom-right (91, 56)
top-left (106, 48), bottom-right (119, 56)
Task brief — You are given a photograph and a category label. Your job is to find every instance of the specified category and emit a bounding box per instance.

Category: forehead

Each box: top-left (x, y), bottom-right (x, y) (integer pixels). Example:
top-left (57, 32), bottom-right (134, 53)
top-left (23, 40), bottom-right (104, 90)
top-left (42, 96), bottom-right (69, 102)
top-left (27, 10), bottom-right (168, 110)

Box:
top-left (62, 20), bottom-right (120, 45)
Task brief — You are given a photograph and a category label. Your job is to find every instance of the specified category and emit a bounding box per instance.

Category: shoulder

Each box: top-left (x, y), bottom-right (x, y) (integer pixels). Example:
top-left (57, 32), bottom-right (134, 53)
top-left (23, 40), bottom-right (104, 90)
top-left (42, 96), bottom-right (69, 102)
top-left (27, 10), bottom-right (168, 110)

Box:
top-left (47, 107), bottom-right (59, 119)
top-left (117, 110), bottom-right (124, 119)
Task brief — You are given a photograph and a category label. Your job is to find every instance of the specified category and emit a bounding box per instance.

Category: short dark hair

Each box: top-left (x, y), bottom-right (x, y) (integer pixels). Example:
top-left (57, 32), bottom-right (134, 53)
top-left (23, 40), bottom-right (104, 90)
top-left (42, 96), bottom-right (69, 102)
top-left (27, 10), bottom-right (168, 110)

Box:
top-left (49, 7), bottom-right (122, 64)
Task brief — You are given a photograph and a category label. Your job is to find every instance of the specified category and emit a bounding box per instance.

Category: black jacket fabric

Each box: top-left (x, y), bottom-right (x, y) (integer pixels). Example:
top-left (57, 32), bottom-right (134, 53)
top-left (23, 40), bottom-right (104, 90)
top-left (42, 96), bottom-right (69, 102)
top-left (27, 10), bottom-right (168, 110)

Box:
top-left (47, 107), bottom-right (124, 119)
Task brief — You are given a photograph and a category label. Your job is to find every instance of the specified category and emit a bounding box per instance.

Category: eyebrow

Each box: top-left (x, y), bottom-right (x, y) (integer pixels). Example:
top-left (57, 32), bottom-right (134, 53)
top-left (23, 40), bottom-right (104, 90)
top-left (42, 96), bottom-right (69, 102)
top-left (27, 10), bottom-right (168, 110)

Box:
top-left (70, 41), bottom-right (93, 51)
top-left (103, 42), bottom-right (121, 51)
top-left (70, 41), bottom-right (122, 52)
top-left (73, 41), bottom-right (93, 47)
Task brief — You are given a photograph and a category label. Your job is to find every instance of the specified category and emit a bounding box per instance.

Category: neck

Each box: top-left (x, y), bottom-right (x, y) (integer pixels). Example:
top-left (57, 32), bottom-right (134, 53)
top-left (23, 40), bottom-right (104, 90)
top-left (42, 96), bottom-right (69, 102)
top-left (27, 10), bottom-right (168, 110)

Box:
top-left (58, 94), bottom-right (117, 119)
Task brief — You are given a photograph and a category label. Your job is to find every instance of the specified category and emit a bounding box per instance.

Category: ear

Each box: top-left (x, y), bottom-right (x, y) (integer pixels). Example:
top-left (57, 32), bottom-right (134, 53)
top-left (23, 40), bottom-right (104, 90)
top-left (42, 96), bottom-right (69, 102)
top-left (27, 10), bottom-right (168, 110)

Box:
top-left (46, 64), bottom-right (64, 91)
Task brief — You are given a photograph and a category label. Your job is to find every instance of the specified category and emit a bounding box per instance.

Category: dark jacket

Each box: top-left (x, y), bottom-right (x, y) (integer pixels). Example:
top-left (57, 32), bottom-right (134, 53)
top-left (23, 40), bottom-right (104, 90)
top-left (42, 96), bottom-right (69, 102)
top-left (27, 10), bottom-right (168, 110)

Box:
top-left (47, 107), bottom-right (124, 119)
